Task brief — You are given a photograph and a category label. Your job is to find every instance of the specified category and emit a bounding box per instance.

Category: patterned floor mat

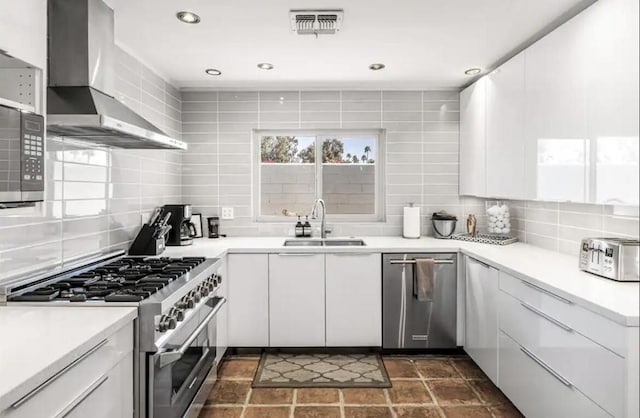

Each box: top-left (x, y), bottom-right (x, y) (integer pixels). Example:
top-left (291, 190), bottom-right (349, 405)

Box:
top-left (252, 352), bottom-right (391, 388)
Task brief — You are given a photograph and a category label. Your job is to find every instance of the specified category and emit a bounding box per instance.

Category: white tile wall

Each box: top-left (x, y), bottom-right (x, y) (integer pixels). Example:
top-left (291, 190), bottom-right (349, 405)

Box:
top-left (0, 47), bottom-right (182, 282)
top-left (181, 89), bottom-right (483, 237)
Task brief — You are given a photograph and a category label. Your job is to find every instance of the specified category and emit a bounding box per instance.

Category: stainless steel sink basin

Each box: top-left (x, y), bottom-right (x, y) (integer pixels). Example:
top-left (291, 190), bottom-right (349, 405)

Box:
top-left (323, 239), bottom-right (367, 246)
top-left (283, 239), bottom-right (366, 247)
top-left (283, 240), bottom-right (323, 246)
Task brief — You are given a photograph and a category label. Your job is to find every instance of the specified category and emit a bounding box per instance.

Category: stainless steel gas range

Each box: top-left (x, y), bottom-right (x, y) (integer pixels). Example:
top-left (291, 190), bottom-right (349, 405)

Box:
top-left (1, 251), bottom-right (227, 418)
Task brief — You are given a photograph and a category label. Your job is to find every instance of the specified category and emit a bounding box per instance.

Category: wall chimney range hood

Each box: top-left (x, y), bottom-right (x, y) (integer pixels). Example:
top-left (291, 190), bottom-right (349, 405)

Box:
top-left (47, 0), bottom-right (186, 150)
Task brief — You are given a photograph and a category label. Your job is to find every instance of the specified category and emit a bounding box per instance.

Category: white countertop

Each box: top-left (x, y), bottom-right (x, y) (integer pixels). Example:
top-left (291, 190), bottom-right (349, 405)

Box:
top-left (165, 236), bottom-right (640, 327)
top-left (0, 306), bottom-right (137, 411)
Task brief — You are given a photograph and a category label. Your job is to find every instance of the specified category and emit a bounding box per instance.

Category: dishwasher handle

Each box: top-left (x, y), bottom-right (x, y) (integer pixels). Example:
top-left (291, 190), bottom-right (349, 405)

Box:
top-left (389, 259), bottom-right (454, 265)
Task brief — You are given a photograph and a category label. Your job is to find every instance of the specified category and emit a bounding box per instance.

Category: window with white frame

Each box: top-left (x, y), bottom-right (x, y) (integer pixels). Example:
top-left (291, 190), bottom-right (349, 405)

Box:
top-left (255, 130), bottom-right (384, 221)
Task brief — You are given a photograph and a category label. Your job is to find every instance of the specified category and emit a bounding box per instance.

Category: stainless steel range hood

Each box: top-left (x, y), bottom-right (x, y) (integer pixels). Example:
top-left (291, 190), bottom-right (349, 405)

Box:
top-left (47, 0), bottom-right (186, 150)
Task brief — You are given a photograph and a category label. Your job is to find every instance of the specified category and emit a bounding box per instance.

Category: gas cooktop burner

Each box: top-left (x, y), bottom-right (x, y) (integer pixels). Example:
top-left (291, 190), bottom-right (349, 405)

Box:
top-left (10, 257), bottom-right (207, 303)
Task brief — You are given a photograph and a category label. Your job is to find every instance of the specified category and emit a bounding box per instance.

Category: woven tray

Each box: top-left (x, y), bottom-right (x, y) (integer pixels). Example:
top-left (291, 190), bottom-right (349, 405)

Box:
top-left (452, 233), bottom-right (518, 245)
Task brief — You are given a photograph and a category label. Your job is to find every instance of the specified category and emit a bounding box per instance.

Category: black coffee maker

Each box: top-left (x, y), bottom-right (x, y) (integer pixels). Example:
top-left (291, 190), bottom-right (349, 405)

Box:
top-left (163, 204), bottom-right (197, 246)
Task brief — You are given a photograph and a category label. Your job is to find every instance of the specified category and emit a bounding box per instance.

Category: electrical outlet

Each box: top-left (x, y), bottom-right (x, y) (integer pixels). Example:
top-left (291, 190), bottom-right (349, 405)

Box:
top-left (221, 207), bottom-right (234, 220)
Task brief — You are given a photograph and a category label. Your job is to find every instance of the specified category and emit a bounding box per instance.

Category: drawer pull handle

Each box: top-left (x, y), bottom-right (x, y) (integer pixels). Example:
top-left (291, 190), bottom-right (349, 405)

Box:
top-left (56, 375), bottom-right (109, 418)
top-left (520, 346), bottom-right (573, 387)
top-left (520, 302), bottom-right (573, 333)
top-left (520, 280), bottom-right (572, 305)
top-left (277, 253), bottom-right (316, 256)
top-left (12, 338), bottom-right (109, 408)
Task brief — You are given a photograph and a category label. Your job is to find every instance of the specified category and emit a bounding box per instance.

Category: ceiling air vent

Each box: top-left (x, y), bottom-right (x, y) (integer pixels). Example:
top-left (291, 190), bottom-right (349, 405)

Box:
top-left (289, 10), bottom-right (344, 35)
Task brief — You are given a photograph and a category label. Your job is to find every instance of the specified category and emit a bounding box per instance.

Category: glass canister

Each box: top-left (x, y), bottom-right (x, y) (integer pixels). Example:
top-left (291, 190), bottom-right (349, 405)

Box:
top-left (485, 201), bottom-right (511, 235)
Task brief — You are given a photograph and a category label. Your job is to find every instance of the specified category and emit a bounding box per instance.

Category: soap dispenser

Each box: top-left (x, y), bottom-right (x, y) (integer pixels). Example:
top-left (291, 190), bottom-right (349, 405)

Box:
top-left (295, 216), bottom-right (304, 237)
top-left (303, 216), bottom-right (312, 237)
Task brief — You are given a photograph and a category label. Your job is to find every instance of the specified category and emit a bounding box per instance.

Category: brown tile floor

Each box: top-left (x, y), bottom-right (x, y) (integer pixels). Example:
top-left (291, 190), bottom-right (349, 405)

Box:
top-left (199, 355), bottom-right (524, 418)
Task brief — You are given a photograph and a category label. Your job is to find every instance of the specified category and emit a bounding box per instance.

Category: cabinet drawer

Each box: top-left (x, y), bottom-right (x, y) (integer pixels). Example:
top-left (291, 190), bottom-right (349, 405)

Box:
top-left (6, 323), bottom-right (133, 418)
top-left (59, 353), bottom-right (133, 418)
top-left (498, 331), bottom-right (611, 418)
top-left (499, 271), bottom-right (626, 356)
top-left (499, 290), bottom-right (624, 417)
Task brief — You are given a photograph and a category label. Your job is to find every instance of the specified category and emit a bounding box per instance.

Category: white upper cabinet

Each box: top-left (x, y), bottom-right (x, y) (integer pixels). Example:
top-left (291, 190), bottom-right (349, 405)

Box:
top-left (460, 0), bottom-right (639, 205)
top-left (0, 0), bottom-right (47, 69)
top-left (523, 11), bottom-right (588, 202)
top-left (460, 78), bottom-right (487, 197)
top-left (582, 0), bottom-right (639, 205)
top-left (485, 52), bottom-right (526, 199)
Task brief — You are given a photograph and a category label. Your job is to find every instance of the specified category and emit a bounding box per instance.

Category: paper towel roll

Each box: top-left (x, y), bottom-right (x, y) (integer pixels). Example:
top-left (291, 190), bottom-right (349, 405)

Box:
top-left (403, 205), bottom-right (421, 239)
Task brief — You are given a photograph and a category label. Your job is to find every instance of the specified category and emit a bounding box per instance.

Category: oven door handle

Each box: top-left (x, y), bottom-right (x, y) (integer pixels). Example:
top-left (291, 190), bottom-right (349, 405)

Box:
top-left (159, 296), bottom-right (226, 368)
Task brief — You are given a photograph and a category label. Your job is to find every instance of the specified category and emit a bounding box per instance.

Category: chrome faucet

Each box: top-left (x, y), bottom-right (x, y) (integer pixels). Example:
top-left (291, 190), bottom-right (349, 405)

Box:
top-left (311, 198), bottom-right (328, 238)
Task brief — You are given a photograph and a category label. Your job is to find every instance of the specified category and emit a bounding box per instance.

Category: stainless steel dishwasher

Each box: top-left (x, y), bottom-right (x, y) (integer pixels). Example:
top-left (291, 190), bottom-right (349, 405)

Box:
top-left (382, 253), bottom-right (457, 349)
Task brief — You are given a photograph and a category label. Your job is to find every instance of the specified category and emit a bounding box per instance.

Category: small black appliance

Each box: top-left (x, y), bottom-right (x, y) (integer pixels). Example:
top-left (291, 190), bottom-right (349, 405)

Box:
top-left (164, 204), bottom-right (197, 246)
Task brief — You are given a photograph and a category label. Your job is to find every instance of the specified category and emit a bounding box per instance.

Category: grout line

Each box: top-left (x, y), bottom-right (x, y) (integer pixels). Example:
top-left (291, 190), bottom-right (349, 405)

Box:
top-left (339, 389), bottom-right (345, 418)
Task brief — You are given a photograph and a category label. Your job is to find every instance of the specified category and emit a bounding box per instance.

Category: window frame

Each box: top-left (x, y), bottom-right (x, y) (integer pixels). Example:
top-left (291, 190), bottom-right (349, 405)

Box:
top-left (253, 129), bottom-right (386, 222)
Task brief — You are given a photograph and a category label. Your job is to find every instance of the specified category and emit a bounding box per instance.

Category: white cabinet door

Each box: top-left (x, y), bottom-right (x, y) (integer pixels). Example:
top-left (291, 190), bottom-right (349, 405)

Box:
top-left (228, 254), bottom-right (269, 347)
top-left (465, 256), bottom-right (499, 384)
top-left (0, 0), bottom-right (47, 69)
top-left (325, 253), bottom-right (381, 347)
top-left (582, 0), bottom-right (640, 205)
top-left (216, 259), bottom-right (228, 364)
top-left (459, 78), bottom-right (487, 197)
top-left (269, 253), bottom-right (325, 347)
top-left (485, 52), bottom-right (526, 199)
top-left (523, 11), bottom-right (588, 202)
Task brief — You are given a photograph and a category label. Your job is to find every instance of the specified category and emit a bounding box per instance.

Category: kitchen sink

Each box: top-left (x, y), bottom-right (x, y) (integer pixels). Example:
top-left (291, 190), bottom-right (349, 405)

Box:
top-left (283, 240), bottom-right (324, 246)
top-left (323, 239), bottom-right (367, 246)
top-left (283, 239), bottom-right (366, 247)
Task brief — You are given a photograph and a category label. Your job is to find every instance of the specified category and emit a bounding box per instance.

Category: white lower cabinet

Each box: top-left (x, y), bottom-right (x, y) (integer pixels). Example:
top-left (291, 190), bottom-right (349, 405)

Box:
top-left (325, 253), bottom-right (381, 346)
top-left (269, 253), bottom-right (325, 347)
top-left (63, 353), bottom-right (133, 418)
top-left (227, 254), bottom-right (269, 347)
top-left (5, 321), bottom-right (133, 418)
top-left (464, 256), bottom-right (499, 384)
top-left (499, 331), bottom-right (610, 418)
top-left (216, 259), bottom-right (229, 365)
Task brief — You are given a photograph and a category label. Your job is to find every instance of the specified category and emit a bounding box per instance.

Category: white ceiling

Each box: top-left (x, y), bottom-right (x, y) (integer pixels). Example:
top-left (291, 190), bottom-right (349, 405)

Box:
top-left (105, 0), bottom-right (592, 90)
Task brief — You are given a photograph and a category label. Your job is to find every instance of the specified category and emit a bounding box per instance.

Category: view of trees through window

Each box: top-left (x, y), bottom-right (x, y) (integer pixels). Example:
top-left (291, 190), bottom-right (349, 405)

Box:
top-left (261, 136), bottom-right (375, 164)
top-left (258, 132), bottom-right (381, 219)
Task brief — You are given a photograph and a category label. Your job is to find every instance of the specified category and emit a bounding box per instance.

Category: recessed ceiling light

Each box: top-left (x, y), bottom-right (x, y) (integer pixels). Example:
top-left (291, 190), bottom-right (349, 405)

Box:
top-left (464, 68), bottom-right (482, 76)
top-left (257, 63), bottom-right (274, 70)
top-left (205, 69), bottom-right (222, 76)
top-left (176, 11), bottom-right (200, 24)
top-left (369, 63), bottom-right (385, 71)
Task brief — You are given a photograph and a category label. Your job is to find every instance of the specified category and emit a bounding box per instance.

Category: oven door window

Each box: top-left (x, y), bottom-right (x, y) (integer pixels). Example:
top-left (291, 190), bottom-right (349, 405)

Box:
top-left (170, 334), bottom-right (212, 398)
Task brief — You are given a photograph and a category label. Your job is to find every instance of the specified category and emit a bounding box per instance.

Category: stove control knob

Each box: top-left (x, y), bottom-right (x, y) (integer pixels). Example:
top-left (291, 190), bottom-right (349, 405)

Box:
top-left (169, 307), bottom-right (184, 321)
top-left (166, 316), bottom-right (177, 330)
top-left (178, 296), bottom-right (194, 309)
top-left (189, 290), bottom-right (201, 303)
top-left (158, 314), bottom-right (177, 332)
top-left (199, 284), bottom-right (210, 297)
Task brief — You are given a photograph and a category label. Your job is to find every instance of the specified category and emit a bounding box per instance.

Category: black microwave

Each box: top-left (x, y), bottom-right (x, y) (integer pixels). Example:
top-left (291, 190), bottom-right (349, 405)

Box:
top-left (0, 104), bottom-right (45, 205)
